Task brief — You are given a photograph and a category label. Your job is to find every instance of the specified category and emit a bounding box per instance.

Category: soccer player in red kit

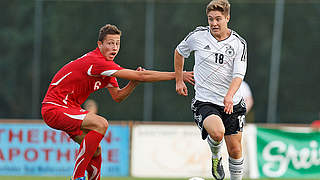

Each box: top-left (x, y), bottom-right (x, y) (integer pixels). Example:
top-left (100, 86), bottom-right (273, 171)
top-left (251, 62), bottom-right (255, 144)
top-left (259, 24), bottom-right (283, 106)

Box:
top-left (41, 24), bottom-right (194, 180)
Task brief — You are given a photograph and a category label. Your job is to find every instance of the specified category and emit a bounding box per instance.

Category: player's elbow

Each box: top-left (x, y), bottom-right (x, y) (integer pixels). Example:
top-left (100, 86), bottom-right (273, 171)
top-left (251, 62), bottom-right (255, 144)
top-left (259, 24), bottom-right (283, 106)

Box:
top-left (113, 97), bottom-right (124, 103)
top-left (110, 93), bottom-right (125, 103)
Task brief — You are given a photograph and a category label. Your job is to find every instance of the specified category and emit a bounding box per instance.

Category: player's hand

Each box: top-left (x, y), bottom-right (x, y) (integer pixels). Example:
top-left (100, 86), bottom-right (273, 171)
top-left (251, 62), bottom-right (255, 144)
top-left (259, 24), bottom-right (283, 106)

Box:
top-left (176, 81), bottom-right (188, 96)
top-left (182, 71), bottom-right (194, 85)
top-left (136, 66), bottom-right (146, 72)
top-left (223, 95), bottom-right (233, 114)
top-left (132, 66), bottom-right (145, 84)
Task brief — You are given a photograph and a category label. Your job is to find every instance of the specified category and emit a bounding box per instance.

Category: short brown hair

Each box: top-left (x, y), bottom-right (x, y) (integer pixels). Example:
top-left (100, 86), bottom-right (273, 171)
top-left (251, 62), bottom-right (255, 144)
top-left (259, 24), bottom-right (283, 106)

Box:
top-left (206, 0), bottom-right (230, 17)
top-left (98, 24), bottom-right (122, 42)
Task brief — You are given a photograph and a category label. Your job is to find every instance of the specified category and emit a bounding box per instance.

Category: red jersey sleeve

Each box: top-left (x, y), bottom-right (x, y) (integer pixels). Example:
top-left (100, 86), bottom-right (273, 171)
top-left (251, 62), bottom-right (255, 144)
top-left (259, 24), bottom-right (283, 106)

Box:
top-left (88, 59), bottom-right (124, 77)
top-left (89, 60), bottom-right (124, 88)
top-left (106, 76), bottom-right (120, 88)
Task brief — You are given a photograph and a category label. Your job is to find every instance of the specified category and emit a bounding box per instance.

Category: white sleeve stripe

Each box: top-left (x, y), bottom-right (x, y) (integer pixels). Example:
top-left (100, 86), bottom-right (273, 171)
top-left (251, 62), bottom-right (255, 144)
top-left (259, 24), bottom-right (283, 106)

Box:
top-left (42, 102), bottom-right (68, 108)
top-left (101, 70), bottom-right (118, 76)
top-left (87, 65), bottom-right (94, 76)
top-left (51, 72), bottom-right (72, 85)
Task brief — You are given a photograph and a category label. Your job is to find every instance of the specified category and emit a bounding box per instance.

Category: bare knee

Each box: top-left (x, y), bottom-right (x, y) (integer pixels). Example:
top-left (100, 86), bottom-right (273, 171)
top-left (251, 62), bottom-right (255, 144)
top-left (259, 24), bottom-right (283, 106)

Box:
top-left (96, 117), bottom-right (108, 135)
top-left (82, 113), bottom-right (109, 135)
top-left (209, 130), bottom-right (224, 142)
top-left (229, 146), bottom-right (242, 158)
top-left (203, 115), bottom-right (225, 142)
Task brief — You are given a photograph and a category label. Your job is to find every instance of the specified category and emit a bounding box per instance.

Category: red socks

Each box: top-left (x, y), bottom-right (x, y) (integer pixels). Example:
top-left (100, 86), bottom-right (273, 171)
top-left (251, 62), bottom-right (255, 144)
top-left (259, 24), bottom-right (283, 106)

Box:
top-left (72, 130), bottom-right (103, 179)
top-left (86, 154), bottom-right (102, 180)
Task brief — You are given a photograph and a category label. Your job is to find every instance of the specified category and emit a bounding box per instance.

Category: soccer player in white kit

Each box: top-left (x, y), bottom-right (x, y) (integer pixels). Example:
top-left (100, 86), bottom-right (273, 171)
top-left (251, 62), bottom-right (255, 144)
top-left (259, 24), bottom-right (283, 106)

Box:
top-left (174, 0), bottom-right (247, 179)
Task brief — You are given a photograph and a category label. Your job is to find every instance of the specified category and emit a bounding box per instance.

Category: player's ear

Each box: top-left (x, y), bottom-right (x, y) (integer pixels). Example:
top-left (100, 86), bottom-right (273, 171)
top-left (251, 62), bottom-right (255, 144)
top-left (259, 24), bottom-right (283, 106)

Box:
top-left (226, 15), bottom-right (230, 22)
top-left (97, 41), bottom-right (102, 48)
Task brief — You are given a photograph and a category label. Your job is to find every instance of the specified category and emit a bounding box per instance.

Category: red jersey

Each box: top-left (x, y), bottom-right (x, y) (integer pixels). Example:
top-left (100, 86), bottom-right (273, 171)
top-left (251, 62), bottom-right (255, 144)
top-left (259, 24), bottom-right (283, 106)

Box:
top-left (42, 47), bottom-right (124, 108)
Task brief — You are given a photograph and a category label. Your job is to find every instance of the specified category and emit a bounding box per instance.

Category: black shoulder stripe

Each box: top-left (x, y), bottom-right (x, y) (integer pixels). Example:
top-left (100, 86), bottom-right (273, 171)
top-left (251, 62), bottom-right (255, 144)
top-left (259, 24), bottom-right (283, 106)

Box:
top-left (185, 26), bottom-right (209, 41)
top-left (233, 32), bottom-right (247, 61)
top-left (232, 31), bottom-right (246, 44)
top-left (240, 41), bottom-right (246, 61)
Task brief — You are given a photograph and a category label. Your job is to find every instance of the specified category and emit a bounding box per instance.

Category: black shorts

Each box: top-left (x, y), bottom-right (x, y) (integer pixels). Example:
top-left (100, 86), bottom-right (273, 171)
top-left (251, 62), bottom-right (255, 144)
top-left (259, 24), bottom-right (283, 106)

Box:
top-left (191, 98), bottom-right (246, 140)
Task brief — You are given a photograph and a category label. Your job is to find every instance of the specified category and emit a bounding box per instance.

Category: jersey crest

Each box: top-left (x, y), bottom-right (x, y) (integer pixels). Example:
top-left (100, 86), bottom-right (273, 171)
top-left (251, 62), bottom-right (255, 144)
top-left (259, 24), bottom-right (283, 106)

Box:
top-left (225, 44), bottom-right (235, 57)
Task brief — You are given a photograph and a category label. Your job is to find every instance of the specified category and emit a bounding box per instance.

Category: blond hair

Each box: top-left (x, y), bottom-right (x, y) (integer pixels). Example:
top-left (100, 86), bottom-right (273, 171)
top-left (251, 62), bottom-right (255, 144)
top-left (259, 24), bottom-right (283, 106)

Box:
top-left (206, 0), bottom-right (230, 16)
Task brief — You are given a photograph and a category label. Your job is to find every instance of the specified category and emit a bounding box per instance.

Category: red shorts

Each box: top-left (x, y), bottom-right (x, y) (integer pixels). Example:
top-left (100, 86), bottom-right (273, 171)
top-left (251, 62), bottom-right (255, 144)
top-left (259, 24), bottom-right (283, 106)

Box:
top-left (41, 103), bottom-right (88, 138)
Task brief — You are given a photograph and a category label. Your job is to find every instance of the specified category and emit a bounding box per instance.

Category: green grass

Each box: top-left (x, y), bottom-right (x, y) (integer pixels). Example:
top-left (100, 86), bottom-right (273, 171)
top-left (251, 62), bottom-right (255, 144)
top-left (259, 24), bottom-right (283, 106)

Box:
top-left (0, 177), bottom-right (319, 180)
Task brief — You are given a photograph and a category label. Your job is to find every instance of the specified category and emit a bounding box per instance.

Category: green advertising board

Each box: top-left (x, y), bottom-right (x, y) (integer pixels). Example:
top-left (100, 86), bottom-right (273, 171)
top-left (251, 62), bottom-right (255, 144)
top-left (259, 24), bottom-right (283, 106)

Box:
top-left (256, 127), bottom-right (320, 178)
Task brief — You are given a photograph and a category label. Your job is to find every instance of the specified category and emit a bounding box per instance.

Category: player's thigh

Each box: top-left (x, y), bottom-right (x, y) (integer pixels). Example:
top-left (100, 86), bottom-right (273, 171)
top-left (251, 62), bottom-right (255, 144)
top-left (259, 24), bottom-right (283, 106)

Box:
top-left (81, 112), bottom-right (108, 134)
top-left (42, 105), bottom-right (87, 138)
top-left (224, 132), bottom-right (242, 158)
top-left (191, 98), bottom-right (225, 140)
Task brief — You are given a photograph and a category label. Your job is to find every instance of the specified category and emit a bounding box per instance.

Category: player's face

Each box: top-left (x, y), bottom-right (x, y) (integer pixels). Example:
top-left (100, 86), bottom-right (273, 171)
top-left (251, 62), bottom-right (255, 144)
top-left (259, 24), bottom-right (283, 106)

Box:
top-left (98, 34), bottom-right (121, 61)
top-left (207, 10), bottom-right (230, 39)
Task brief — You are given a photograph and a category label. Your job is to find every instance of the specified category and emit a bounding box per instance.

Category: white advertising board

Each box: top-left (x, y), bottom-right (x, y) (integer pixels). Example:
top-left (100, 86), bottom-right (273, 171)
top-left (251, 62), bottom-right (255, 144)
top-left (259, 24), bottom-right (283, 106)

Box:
top-left (131, 124), bottom-right (231, 178)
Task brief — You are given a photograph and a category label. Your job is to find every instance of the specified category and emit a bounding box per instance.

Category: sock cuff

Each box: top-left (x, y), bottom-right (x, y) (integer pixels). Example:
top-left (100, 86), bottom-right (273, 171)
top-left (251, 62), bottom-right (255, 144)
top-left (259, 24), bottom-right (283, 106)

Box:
top-left (207, 136), bottom-right (223, 146)
top-left (89, 130), bottom-right (104, 139)
top-left (229, 157), bottom-right (244, 165)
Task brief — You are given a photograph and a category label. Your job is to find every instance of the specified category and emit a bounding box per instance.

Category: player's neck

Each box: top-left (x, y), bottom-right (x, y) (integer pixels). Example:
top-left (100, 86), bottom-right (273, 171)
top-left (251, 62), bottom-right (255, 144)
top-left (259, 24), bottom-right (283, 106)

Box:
top-left (213, 29), bottom-right (231, 42)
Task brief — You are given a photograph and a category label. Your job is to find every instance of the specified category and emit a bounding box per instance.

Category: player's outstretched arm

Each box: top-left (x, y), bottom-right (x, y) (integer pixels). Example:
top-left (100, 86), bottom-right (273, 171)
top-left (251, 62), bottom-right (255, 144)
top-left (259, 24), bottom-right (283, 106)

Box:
top-left (112, 67), bottom-right (193, 83)
top-left (174, 49), bottom-right (188, 96)
top-left (112, 69), bottom-right (174, 82)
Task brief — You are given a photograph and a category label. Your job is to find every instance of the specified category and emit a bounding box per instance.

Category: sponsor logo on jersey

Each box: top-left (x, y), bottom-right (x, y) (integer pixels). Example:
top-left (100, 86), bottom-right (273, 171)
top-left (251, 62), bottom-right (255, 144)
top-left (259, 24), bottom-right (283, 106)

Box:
top-left (204, 45), bottom-right (211, 50)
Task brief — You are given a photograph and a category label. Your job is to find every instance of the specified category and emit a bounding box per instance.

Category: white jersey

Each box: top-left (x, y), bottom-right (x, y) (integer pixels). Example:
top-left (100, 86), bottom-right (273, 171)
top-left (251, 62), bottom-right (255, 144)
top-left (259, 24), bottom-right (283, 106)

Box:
top-left (176, 26), bottom-right (247, 106)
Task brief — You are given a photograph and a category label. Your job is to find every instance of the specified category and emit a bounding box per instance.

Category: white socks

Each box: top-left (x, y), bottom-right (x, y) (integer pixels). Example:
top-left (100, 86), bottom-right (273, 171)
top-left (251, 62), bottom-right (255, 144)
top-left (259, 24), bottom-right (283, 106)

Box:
top-left (229, 156), bottom-right (244, 180)
top-left (207, 136), bottom-right (222, 159)
top-left (207, 136), bottom-right (244, 180)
